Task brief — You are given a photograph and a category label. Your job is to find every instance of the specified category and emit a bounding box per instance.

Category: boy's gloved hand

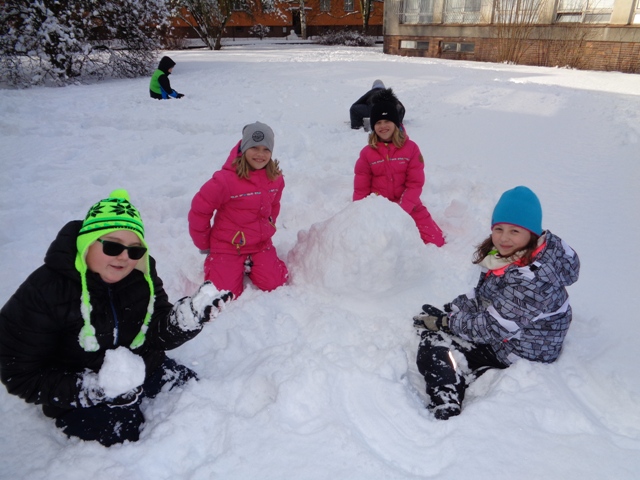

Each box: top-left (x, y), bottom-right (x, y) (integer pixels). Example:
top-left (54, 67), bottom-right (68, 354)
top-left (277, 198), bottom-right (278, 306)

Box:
top-left (198, 288), bottom-right (234, 324)
top-left (107, 386), bottom-right (143, 408)
top-left (79, 372), bottom-right (143, 408)
top-left (413, 304), bottom-right (450, 332)
top-left (170, 282), bottom-right (234, 331)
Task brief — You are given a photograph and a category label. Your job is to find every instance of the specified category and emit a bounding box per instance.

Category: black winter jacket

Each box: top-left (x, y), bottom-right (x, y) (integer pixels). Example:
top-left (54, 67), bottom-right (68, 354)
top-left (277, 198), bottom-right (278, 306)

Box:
top-left (0, 221), bottom-right (199, 417)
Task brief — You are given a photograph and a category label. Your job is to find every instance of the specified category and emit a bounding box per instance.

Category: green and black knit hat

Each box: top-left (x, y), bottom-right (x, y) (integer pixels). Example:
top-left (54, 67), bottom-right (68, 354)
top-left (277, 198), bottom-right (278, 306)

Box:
top-left (74, 189), bottom-right (154, 352)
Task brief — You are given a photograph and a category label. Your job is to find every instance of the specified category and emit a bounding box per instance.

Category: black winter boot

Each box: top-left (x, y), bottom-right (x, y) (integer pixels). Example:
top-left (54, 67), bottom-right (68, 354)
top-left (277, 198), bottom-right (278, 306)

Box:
top-left (429, 384), bottom-right (462, 420)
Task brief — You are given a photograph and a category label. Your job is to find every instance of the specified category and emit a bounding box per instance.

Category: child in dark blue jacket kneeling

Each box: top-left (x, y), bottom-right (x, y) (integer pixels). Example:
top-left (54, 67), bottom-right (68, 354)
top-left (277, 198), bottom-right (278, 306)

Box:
top-left (149, 56), bottom-right (184, 100)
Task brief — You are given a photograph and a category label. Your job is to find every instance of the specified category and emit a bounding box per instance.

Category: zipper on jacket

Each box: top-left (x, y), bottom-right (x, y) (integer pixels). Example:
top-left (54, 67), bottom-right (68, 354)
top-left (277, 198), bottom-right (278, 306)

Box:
top-left (107, 285), bottom-right (119, 347)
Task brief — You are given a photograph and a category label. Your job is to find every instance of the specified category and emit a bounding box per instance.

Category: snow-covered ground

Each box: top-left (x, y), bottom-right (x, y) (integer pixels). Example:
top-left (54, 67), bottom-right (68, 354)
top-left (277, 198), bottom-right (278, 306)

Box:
top-left (1, 44), bottom-right (639, 479)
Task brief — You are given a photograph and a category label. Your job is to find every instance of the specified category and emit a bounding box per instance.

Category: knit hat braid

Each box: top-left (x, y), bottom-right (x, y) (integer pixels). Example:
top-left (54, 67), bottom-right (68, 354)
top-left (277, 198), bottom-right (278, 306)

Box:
top-left (75, 189), bottom-right (154, 352)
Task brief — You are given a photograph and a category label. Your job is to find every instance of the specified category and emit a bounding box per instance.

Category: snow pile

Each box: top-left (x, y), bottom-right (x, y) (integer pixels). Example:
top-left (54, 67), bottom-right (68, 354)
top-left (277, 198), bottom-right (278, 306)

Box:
top-left (289, 195), bottom-right (430, 295)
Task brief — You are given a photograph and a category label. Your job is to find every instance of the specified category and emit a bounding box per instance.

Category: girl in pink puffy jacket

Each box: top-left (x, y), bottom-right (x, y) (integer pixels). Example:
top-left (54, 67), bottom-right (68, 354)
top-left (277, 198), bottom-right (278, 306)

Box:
top-left (188, 122), bottom-right (288, 298)
top-left (353, 89), bottom-right (445, 247)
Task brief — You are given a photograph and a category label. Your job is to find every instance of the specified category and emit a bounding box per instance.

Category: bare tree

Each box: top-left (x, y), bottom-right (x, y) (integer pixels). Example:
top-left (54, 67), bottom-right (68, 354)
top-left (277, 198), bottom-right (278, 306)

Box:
top-left (170, 0), bottom-right (235, 50)
top-left (358, 0), bottom-right (376, 33)
top-left (493, 0), bottom-right (544, 64)
top-left (171, 0), bottom-right (288, 48)
top-left (540, 24), bottom-right (592, 69)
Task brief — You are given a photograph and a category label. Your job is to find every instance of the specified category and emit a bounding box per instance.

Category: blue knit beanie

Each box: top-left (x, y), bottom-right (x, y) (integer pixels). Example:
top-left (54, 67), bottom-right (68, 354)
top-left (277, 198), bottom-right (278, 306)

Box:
top-left (491, 186), bottom-right (543, 236)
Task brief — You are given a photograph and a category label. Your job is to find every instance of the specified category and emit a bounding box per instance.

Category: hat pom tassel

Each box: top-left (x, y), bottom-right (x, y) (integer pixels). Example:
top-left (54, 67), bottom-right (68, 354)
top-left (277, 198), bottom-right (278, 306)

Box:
top-left (79, 324), bottom-right (99, 352)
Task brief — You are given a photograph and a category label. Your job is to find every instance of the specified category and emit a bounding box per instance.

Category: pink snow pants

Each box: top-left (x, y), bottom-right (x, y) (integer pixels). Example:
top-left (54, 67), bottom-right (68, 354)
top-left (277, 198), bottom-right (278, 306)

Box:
top-left (204, 246), bottom-right (288, 298)
top-left (410, 204), bottom-right (445, 247)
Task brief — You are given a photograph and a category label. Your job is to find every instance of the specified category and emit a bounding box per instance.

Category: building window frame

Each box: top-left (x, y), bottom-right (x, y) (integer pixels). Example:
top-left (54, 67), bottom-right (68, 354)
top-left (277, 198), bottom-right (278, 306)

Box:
top-left (443, 0), bottom-right (483, 24)
top-left (398, 0), bottom-right (435, 24)
top-left (555, 0), bottom-right (614, 24)
top-left (441, 41), bottom-right (475, 53)
top-left (400, 40), bottom-right (431, 49)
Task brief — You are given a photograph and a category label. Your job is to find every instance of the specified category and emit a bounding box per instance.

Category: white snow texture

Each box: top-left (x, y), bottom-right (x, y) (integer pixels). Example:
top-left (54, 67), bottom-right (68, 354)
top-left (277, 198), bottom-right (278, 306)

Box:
top-left (1, 41), bottom-right (639, 480)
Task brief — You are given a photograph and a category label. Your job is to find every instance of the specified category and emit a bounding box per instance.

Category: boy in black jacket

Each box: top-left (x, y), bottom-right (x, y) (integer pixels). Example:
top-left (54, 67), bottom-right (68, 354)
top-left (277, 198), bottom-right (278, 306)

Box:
top-left (0, 189), bottom-right (231, 446)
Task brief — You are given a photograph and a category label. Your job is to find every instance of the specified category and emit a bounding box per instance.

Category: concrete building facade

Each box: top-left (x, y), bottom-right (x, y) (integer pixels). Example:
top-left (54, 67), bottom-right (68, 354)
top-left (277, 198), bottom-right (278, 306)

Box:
top-left (383, 0), bottom-right (640, 72)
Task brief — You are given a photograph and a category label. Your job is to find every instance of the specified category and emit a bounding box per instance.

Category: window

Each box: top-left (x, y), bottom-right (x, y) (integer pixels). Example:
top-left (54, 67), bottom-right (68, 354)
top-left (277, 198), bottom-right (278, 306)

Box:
top-left (556, 0), bottom-right (614, 23)
top-left (344, 0), bottom-right (354, 11)
top-left (441, 42), bottom-right (475, 52)
top-left (443, 0), bottom-right (483, 24)
top-left (320, 0), bottom-right (331, 11)
top-left (400, 40), bottom-right (430, 49)
top-left (399, 0), bottom-right (435, 24)
top-left (494, 0), bottom-right (542, 23)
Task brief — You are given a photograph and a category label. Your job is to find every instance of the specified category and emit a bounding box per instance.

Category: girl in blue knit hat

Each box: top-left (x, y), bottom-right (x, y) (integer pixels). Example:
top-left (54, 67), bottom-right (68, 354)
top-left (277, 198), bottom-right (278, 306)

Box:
top-left (412, 186), bottom-right (580, 420)
top-left (0, 190), bottom-right (232, 446)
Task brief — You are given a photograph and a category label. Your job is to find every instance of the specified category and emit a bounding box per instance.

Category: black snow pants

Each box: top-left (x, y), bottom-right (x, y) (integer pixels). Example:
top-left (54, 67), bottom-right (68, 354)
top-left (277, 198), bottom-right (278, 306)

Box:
top-left (350, 103), bottom-right (371, 129)
top-left (416, 330), bottom-right (508, 410)
top-left (53, 356), bottom-right (197, 446)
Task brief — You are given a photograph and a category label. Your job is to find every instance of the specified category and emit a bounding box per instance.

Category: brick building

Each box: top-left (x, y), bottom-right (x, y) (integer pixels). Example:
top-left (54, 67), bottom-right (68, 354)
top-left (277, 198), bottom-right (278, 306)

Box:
top-left (382, 0), bottom-right (640, 72)
top-left (172, 0), bottom-right (384, 40)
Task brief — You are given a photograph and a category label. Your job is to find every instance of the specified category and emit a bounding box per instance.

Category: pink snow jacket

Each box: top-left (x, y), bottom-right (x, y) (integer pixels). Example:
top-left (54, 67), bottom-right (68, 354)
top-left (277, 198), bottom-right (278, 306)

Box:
top-left (353, 136), bottom-right (425, 214)
top-left (189, 142), bottom-right (284, 255)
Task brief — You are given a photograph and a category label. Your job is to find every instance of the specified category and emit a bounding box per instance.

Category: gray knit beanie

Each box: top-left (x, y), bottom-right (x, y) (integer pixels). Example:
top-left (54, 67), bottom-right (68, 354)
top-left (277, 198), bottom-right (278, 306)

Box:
top-left (240, 122), bottom-right (275, 153)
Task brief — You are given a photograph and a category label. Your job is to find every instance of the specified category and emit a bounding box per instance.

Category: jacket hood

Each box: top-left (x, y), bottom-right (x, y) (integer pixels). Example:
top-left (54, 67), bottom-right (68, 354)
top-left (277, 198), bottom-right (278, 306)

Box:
top-left (44, 220), bottom-right (83, 283)
top-left (222, 141), bottom-right (242, 171)
top-left (533, 231), bottom-right (580, 288)
top-left (158, 56), bottom-right (176, 74)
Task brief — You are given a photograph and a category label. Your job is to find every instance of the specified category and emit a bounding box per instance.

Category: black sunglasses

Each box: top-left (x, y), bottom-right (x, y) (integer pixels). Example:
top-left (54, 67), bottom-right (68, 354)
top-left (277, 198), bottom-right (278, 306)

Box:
top-left (98, 239), bottom-right (147, 260)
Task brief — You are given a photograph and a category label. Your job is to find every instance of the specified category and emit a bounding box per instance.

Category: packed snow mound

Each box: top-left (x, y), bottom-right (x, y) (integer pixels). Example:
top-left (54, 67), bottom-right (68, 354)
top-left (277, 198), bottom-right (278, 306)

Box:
top-left (288, 195), bottom-right (431, 295)
top-left (98, 347), bottom-right (146, 398)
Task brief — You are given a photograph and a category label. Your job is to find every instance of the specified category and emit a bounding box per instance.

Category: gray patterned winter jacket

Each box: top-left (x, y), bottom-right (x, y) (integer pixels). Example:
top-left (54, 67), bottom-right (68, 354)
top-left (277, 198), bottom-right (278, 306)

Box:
top-left (448, 231), bottom-right (580, 366)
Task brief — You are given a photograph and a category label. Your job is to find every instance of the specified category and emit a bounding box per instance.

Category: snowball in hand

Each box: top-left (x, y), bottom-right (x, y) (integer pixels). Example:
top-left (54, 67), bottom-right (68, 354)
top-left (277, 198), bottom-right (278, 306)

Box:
top-left (98, 347), bottom-right (146, 398)
top-left (191, 282), bottom-right (224, 317)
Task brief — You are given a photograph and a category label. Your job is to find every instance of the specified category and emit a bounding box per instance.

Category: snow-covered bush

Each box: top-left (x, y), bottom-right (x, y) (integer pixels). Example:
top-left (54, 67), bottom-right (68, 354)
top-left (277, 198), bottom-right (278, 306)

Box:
top-left (249, 24), bottom-right (270, 40)
top-left (314, 30), bottom-right (375, 47)
top-left (0, 0), bottom-right (170, 87)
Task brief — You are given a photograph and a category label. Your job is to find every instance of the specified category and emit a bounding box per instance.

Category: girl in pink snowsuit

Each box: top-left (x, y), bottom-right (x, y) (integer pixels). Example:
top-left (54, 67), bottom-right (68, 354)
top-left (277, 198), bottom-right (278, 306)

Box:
top-left (188, 122), bottom-right (288, 298)
top-left (353, 89), bottom-right (445, 247)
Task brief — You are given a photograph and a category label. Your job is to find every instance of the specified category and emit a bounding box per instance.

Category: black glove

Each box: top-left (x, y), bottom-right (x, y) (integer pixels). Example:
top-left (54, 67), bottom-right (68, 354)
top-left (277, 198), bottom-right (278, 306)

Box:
top-left (176, 93), bottom-right (184, 99)
top-left (413, 304), bottom-right (450, 332)
top-left (107, 386), bottom-right (143, 408)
